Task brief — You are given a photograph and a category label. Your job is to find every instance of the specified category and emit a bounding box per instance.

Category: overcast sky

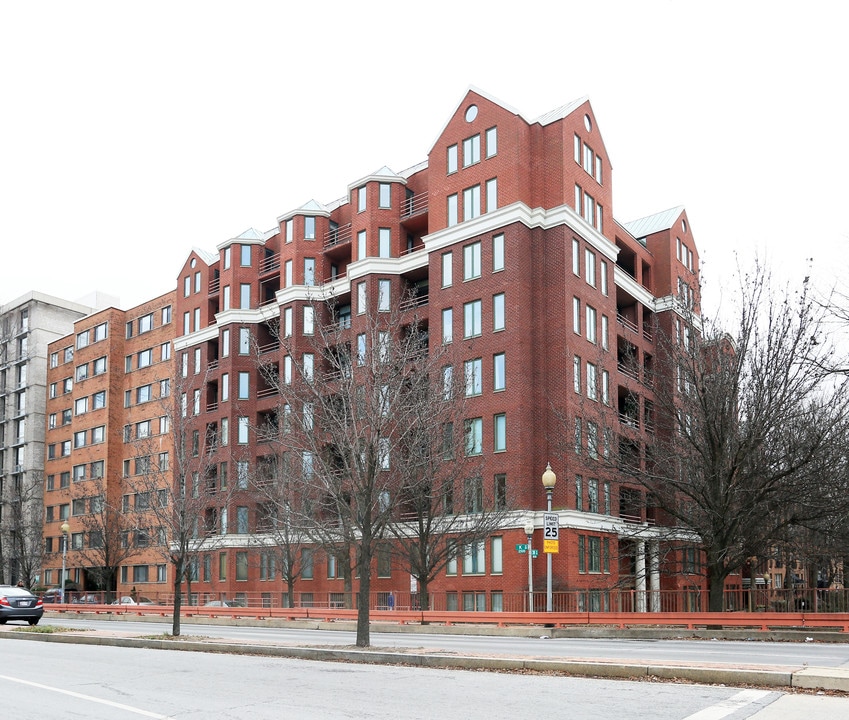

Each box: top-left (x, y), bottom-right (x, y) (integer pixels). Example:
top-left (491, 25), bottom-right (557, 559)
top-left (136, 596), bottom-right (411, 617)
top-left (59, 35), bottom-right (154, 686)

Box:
top-left (2, 1), bottom-right (846, 316)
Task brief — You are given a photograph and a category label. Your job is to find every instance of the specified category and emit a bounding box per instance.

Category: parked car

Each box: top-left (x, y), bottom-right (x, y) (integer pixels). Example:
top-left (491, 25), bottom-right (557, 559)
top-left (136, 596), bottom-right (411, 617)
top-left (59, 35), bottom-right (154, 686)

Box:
top-left (111, 596), bottom-right (155, 606)
top-left (203, 600), bottom-right (241, 608)
top-left (0, 585), bottom-right (44, 625)
top-left (71, 593), bottom-right (102, 604)
top-left (39, 588), bottom-right (65, 603)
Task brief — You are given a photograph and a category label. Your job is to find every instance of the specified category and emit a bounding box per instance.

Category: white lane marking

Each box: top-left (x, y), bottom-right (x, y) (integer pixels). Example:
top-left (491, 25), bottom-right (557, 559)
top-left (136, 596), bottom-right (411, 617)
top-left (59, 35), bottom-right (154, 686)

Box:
top-left (0, 673), bottom-right (172, 718)
top-left (682, 689), bottom-right (772, 719)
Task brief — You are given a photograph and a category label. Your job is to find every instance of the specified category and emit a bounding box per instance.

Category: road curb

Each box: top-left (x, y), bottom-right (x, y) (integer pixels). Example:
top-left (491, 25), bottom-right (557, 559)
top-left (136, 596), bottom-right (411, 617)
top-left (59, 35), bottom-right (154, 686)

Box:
top-left (0, 629), bottom-right (831, 690)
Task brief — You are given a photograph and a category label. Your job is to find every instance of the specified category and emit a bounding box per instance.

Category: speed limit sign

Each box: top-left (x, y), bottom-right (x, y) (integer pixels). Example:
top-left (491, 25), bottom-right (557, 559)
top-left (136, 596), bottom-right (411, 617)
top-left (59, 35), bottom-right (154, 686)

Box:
top-left (543, 513), bottom-right (559, 553)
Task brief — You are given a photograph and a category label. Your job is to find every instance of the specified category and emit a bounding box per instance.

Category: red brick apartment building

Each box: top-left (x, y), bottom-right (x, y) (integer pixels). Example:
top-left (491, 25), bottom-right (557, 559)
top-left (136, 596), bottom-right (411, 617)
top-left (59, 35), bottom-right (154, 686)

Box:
top-left (45, 88), bottom-right (703, 609)
top-left (43, 293), bottom-right (175, 597)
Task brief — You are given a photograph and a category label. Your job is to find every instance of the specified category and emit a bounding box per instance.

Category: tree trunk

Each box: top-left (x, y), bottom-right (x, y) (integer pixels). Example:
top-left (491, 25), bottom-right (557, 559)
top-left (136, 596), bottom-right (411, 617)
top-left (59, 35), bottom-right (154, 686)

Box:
top-left (708, 567), bottom-right (726, 614)
top-left (171, 560), bottom-right (183, 636)
top-left (355, 550), bottom-right (371, 647)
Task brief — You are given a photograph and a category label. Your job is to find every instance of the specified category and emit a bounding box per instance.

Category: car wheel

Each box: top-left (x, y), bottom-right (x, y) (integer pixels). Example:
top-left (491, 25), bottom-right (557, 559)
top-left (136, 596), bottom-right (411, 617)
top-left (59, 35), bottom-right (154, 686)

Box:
top-left (0, 619), bottom-right (6, 624)
top-left (28, 619), bottom-right (39, 626)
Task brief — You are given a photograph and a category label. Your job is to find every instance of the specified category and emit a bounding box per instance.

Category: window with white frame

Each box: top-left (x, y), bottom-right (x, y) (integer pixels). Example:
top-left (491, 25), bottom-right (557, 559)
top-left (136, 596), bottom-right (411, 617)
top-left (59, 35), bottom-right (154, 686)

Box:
top-left (304, 258), bottom-right (315, 286)
top-left (221, 372), bottom-right (229, 401)
top-left (573, 355), bottom-right (581, 394)
top-left (240, 283), bottom-right (251, 309)
top-left (447, 144), bottom-right (458, 174)
top-left (441, 252), bottom-right (453, 287)
top-left (238, 371), bottom-right (249, 399)
top-left (463, 541), bottom-right (485, 574)
top-left (357, 282), bottom-right (366, 314)
top-left (303, 353), bottom-right (314, 381)
top-left (284, 259), bottom-right (292, 286)
top-left (586, 362), bottom-right (597, 400)
top-left (447, 194), bottom-right (458, 227)
top-left (464, 358), bottom-right (482, 396)
top-left (304, 216), bottom-right (315, 240)
top-left (493, 413), bottom-right (506, 452)
top-left (485, 178), bottom-right (497, 212)
top-left (284, 307), bottom-right (292, 337)
top-left (493, 293), bottom-right (505, 331)
top-left (463, 185), bottom-right (480, 221)
top-left (442, 308), bottom-right (453, 344)
top-left (485, 126), bottom-right (497, 157)
top-left (379, 182), bottom-right (391, 208)
top-left (222, 285), bottom-right (231, 310)
top-left (463, 135), bottom-right (480, 167)
top-left (463, 300), bottom-right (482, 338)
top-left (493, 353), bottom-right (505, 391)
top-left (572, 297), bottom-right (581, 334)
top-left (357, 186), bottom-right (366, 212)
top-left (238, 416), bottom-right (249, 444)
top-left (357, 230), bottom-right (366, 260)
top-left (585, 249), bottom-right (596, 286)
top-left (357, 334), bottom-right (366, 366)
top-left (378, 279), bottom-right (391, 311)
top-left (463, 241), bottom-right (481, 280)
top-left (586, 305), bottom-right (597, 344)
top-left (239, 327), bottom-right (250, 354)
top-left (465, 417), bottom-right (483, 456)
top-left (378, 228), bottom-right (391, 258)
top-left (492, 233), bottom-right (504, 272)
top-left (601, 369), bottom-right (610, 405)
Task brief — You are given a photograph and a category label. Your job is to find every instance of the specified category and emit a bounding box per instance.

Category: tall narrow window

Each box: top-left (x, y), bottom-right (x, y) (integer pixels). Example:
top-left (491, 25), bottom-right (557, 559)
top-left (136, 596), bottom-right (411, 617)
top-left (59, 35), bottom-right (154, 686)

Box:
top-left (586, 305), bottom-right (597, 343)
top-left (463, 185), bottom-right (481, 221)
top-left (493, 413), bottom-right (506, 452)
top-left (492, 234), bottom-right (504, 272)
top-left (493, 353), bottom-right (506, 391)
top-left (447, 144), bottom-right (458, 174)
top-left (378, 228), bottom-right (391, 258)
top-left (585, 249), bottom-right (596, 287)
top-left (379, 183), bottom-right (391, 208)
top-left (304, 258), bottom-right (315, 286)
top-left (442, 308), bottom-right (453, 344)
top-left (463, 300), bottom-right (482, 338)
top-left (573, 297), bottom-right (581, 334)
top-left (485, 126), bottom-right (497, 157)
top-left (486, 178), bottom-right (497, 213)
top-left (357, 186), bottom-right (366, 212)
top-left (357, 230), bottom-right (367, 260)
top-left (573, 356), bottom-right (581, 394)
top-left (572, 238), bottom-right (580, 275)
top-left (463, 242), bottom-right (481, 280)
top-left (447, 194), bottom-right (458, 227)
top-left (378, 279), bottom-right (391, 312)
top-left (303, 306), bottom-right (314, 335)
top-left (463, 135), bottom-right (480, 166)
top-left (493, 293), bottom-right (505, 331)
top-left (464, 358), bottom-right (482, 396)
top-left (442, 252), bottom-right (453, 287)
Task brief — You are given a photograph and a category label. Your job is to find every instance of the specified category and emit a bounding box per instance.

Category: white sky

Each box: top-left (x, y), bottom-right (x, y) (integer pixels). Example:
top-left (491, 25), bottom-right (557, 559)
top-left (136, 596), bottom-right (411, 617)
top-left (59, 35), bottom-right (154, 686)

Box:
top-left (2, 1), bottom-right (846, 316)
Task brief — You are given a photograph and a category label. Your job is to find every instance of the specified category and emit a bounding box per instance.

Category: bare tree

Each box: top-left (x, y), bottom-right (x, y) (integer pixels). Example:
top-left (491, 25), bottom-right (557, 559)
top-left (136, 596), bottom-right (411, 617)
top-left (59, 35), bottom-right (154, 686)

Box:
top-left (624, 264), bottom-right (849, 611)
top-left (125, 370), bottom-right (234, 635)
top-left (0, 471), bottom-right (45, 588)
top-left (254, 290), bottom-right (510, 645)
top-left (72, 477), bottom-right (141, 601)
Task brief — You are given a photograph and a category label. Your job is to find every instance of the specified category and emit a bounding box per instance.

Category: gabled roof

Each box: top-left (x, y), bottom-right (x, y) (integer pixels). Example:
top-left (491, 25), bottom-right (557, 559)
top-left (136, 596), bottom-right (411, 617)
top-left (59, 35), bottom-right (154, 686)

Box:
top-left (276, 199), bottom-right (331, 224)
top-left (624, 206), bottom-right (686, 239)
top-left (235, 227), bottom-right (265, 241)
top-left (191, 246), bottom-right (218, 265)
top-left (532, 96), bottom-right (590, 127)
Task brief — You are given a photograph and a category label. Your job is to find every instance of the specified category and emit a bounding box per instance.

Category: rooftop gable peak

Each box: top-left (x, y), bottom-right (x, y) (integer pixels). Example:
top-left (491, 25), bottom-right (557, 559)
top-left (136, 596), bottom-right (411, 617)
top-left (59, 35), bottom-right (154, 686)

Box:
top-left (624, 205), bottom-right (686, 239)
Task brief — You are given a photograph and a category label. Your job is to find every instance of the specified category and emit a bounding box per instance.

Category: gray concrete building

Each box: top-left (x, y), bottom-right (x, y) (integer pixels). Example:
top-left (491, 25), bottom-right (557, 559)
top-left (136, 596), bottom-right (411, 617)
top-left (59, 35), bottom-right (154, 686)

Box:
top-left (0, 291), bottom-right (101, 586)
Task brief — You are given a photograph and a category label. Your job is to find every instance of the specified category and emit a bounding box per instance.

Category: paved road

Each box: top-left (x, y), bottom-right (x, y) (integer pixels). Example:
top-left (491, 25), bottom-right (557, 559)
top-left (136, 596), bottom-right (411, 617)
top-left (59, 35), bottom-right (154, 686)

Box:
top-left (4, 639), bottom-right (848, 719)
top-left (39, 616), bottom-right (849, 670)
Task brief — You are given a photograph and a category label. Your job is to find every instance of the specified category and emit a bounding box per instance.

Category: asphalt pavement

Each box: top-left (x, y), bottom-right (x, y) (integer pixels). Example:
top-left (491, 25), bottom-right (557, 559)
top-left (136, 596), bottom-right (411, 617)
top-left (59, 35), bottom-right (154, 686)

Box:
top-left (2, 610), bottom-right (848, 693)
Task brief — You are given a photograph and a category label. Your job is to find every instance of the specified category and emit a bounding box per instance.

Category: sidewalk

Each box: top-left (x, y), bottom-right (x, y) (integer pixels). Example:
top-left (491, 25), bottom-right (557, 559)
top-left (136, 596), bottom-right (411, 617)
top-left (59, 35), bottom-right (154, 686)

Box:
top-left (2, 611), bottom-right (847, 693)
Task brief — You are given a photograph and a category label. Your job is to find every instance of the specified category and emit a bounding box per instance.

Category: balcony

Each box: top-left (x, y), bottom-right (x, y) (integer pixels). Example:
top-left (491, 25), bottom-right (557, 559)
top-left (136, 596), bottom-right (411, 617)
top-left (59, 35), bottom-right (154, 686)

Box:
top-left (324, 223), bottom-right (352, 249)
top-left (400, 292), bottom-right (429, 311)
top-left (260, 252), bottom-right (281, 275)
top-left (401, 191), bottom-right (428, 219)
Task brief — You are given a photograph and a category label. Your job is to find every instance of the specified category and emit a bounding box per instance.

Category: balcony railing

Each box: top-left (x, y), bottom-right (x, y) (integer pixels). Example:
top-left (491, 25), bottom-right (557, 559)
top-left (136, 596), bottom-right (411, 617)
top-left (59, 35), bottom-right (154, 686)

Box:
top-left (209, 277), bottom-right (220, 295)
top-left (617, 313), bottom-right (639, 334)
top-left (260, 252), bottom-right (281, 274)
top-left (400, 292), bottom-right (429, 311)
top-left (401, 191), bottom-right (428, 219)
top-left (324, 223), bottom-right (353, 248)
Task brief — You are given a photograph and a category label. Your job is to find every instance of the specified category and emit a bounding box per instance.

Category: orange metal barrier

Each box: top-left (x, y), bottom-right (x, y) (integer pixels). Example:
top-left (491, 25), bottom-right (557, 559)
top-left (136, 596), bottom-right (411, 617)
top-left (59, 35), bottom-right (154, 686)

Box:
top-left (47, 603), bottom-right (849, 631)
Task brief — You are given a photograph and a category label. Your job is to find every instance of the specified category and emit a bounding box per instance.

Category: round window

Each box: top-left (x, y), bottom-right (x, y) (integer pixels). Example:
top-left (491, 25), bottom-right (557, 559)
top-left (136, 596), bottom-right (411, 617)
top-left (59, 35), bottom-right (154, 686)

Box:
top-left (465, 104), bottom-right (478, 122)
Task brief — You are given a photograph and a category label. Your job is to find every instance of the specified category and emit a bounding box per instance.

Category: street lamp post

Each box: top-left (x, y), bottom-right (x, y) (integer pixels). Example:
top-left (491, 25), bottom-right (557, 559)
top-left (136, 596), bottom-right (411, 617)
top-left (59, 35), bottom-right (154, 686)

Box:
top-left (60, 522), bottom-right (70, 604)
top-left (542, 463), bottom-right (557, 612)
top-left (524, 519), bottom-right (535, 612)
